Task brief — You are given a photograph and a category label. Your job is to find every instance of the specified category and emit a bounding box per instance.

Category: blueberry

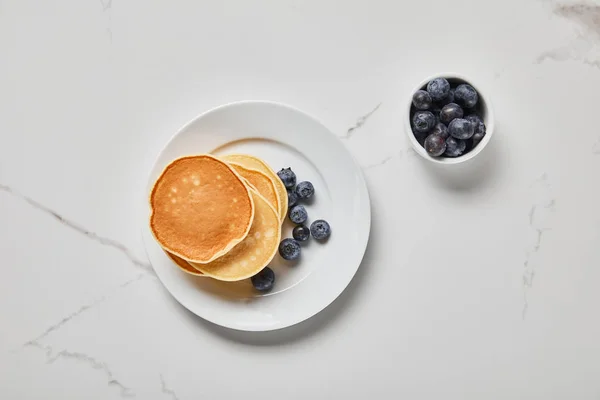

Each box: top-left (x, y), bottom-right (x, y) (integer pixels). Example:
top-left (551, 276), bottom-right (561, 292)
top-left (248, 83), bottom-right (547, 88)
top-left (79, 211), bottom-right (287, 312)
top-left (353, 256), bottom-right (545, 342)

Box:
top-left (413, 131), bottom-right (428, 147)
top-left (310, 220), bottom-right (331, 240)
top-left (444, 136), bottom-right (467, 157)
top-left (295, 181), bottom-right (314, 199)
top-left (439, 103), bottom-right (464, 125)
top-left (465, 114), bottom-right (482, 127)
top-left (432, 123), bottom-right (449, 139)
top-left (292, 225), bottom-right (310, 242)
top-left (277, 168), bottom-right (296, 189)
top-left (287, 190), bottom-right (298, 208)
top-left (251, 267), bottom-right (275, 292)
top-left (454, 84), bottom-right (478, 108)
top-left (447, 88), bottom-right (456, 104)
top-left (431, 106), bottom-right (442, 124)
top-left (289, 205), bottom-right (307, 224)
top-left (412, 111), bottom-right (436, 133)
top-left (424, 134), bottom-right (447, 157)
top-left (448, 118), bottom-right (475, 140)
top-left (436, 88), bottom-right (456, 106)
top-left (465, 114), bottom-right (486, 145)
top-left (464, 138), bottom-right (474, 153)
top-left (472, 131), bottom-right (485, 147)
top-left (412, 90), bottom-right (432, 110)
top-left (426, 78), bottom-right (450, 101)
top-left (279, 238), bottom-right (301, 260)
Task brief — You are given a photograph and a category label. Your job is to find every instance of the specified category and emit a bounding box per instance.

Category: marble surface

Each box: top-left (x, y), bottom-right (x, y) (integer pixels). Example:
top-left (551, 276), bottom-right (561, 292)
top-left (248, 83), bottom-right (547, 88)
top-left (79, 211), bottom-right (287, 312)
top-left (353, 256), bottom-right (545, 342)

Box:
top-left (1, 0), bottom-right (600, 398)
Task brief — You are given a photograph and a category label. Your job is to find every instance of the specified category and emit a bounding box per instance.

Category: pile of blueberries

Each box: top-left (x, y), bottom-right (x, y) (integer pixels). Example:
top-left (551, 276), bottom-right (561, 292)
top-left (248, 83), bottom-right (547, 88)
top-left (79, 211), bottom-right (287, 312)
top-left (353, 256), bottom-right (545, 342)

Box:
top-left (410, 77), bottom-right (486, 158)
top-left (250, 167), bottom-right (331, 292)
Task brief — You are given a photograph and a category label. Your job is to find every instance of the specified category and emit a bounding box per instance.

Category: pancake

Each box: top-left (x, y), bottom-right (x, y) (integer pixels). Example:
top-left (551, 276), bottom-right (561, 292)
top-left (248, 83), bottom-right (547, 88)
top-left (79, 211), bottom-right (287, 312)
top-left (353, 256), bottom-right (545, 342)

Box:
top-left (220, 154), bottom-right (288, 222)
top-left (165, 251), bottom-right (204, 276)
top-left (227, 162), bottom-right (280, 217)
top-left (150, 155), bottom-right (254, 264)
top-left (189, 188), bottom-right (281, 281)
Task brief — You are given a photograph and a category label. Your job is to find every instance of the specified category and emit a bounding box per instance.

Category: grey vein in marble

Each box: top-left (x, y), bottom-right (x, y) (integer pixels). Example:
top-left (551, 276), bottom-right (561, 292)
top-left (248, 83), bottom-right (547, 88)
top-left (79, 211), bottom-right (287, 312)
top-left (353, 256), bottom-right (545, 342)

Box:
top-left (593, 138), bottom-right (600, 154)
top-left (160, 375), bottom-right (181, 400)
top-left (536, 3), bottom-right (600, 70)
top-left (522, 175), bottom-right (555, 319)
top-left (27, 342), bottom-right (135, 398)
top-left (0, 184), bottom-right (154, 275)
top-left (362, 148), bottom-right (415, 170)
top-left (344, 103), bottom-right (382, 138)
top-left (100, 0), bottom-right (113, 42)
top-left (22, 274), bottom-right (145, 348)
top-left (100, 0), bottom-right (112, 11)
top-left (555, 3), bottom-right (600, 39)
top-left (24, 299), bottom-right (107, 346)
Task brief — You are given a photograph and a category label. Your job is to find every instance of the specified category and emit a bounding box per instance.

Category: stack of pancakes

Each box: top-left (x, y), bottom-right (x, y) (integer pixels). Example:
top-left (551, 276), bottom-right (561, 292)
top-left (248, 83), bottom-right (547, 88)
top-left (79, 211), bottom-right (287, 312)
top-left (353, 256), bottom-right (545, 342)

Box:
top-left (149, 154), bottom-right (287, 281)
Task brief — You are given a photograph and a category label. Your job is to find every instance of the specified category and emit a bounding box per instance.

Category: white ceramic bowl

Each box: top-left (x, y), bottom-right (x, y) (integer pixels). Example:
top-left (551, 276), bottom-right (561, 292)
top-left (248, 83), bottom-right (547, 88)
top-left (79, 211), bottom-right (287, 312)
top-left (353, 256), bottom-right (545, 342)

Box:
top-left (405, 73), bottom-right (495, 165)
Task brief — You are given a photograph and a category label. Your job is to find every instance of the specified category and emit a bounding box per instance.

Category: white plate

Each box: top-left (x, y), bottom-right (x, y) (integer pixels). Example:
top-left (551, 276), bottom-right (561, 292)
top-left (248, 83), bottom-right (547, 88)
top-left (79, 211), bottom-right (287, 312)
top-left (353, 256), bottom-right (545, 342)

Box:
top-left (142, 101), bottom-right (371, 331)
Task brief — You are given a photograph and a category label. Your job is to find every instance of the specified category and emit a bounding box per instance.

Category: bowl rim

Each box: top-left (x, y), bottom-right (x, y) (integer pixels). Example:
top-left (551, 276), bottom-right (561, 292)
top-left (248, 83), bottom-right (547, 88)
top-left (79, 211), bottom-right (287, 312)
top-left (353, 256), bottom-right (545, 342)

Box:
top-left (405, 72), bottom-right (495, 165)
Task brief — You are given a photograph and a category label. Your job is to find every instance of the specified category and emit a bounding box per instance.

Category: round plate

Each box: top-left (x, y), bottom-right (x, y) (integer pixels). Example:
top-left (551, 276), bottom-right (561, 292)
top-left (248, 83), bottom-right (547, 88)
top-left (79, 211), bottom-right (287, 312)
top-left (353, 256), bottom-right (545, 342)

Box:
top-left (142, 101), bottom-right (371, 331)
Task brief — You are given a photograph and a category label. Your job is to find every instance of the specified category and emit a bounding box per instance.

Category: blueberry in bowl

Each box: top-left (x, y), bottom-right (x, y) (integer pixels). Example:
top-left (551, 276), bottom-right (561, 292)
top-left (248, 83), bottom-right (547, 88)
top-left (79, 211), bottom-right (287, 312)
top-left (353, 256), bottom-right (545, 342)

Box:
top-left (412, 111), bottom-right (436, 133)
top-left (412, 90), bottom-right (432, 110)
top-left (405, 73), bottom-right (494, 164)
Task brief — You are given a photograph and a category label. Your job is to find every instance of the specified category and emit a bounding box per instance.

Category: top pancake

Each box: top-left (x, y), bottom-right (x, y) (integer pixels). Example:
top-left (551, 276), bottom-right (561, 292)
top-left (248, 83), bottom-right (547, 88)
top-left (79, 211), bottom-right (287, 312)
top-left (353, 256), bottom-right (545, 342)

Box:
top-left (221, 154), bottom-right (288, 222)
top-left (189, 187), bottom-right (281, 281)
top-left (149, 155), bottom-right (254, 263)
top-left (227, 162), bottom-right (280, 218)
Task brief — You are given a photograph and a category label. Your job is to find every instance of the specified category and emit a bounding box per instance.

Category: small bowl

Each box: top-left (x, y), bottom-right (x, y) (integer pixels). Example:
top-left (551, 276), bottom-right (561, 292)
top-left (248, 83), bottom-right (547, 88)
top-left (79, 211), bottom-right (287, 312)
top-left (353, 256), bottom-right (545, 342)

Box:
top-left (405, 73), bottom-right (495, 165)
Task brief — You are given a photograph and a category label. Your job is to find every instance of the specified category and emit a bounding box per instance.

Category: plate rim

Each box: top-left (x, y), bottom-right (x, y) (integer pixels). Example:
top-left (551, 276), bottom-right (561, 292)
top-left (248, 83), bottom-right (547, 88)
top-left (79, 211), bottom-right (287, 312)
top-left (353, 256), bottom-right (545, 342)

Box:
top-left (141, 100), bottom-right (371, 331)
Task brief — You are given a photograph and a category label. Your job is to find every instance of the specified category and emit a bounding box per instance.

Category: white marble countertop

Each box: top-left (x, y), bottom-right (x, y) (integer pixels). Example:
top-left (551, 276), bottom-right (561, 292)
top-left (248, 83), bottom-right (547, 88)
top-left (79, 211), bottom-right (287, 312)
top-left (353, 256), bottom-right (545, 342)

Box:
top-left (2, 0), bottom-right (600, 399)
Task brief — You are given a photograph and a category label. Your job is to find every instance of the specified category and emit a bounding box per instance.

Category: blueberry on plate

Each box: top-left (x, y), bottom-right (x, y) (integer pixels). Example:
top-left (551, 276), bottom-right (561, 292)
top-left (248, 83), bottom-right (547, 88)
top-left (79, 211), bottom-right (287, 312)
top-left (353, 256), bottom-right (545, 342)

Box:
top-left (444, 136), bottom-right (467, 157)
top-left (277, 168), bottom-right (296, 189)
top-left (310, 219), bottom-right (331, 241)
top-left (287, 190), bottom-right (298, 208)
top-left (427, 78), bottom-right (450, 101)
top-left (412, 90), bottom-right (432, 110)
top-left (424, 134), bottom-right (446, 157)
top-left (295, 181), bottom-right (314, 199)
top-left (289, 205), bottom-right (308, 224)
top-left (279, 238), bottom-right (301, 260)
top-left (448, 118), bottom-right (475, 140)
top-left (439, 103), bottom-right (464, 125)
top-left (412, 111), bottom-right (436, 133)
top-left (454, 84), bottom-right (479, 108)
top-left (292, 225), bottom-right (310, 242)
top-left (251, 267), bottom-right (275, 292)
top-left (431, 123), bottom-right (449, 139)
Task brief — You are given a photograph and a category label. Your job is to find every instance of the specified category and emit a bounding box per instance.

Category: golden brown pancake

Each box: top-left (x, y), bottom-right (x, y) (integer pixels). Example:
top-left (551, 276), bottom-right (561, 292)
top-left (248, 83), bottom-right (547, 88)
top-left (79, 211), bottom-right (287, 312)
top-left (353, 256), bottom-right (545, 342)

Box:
top-left (189, 188), bottom-right (281, 281)
top-left (150, 155), bottom-right (254, 263)
top-left (165, 251), bottom-right (204, 276)
top-left (227, 162), bottom-right (280, 217)
top-left (220, 154), bottom-right (288, 223)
